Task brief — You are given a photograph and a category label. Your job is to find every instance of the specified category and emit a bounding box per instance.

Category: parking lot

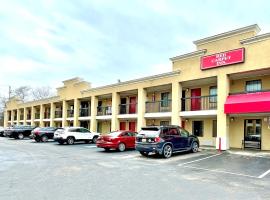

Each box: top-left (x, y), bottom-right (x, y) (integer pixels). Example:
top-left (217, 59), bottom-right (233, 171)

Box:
top-left (1, 137), bottom-right (270, 200)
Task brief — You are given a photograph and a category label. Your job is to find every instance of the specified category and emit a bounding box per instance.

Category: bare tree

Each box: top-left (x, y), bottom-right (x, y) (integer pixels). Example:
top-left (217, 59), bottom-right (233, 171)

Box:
top-left (31, 86), bottom-right (54, 100)
top-left (12, 86), bottom-right (31, 102)
top-left (0, 96), bottom-right (8, 126)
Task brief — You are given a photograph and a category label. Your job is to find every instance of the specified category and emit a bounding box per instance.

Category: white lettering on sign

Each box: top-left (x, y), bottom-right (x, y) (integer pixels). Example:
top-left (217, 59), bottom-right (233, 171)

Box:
top-left (211, 53), bottom-right (232, 66)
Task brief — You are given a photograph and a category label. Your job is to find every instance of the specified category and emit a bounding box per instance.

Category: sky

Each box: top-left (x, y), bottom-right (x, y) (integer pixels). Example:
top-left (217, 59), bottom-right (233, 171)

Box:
top-left (0, 0), bottom-right (270, 98)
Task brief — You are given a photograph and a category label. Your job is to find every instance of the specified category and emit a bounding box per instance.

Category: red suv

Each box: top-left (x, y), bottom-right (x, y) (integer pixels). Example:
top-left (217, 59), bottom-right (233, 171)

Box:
top-left (96, 131), bottom-right (137, 152)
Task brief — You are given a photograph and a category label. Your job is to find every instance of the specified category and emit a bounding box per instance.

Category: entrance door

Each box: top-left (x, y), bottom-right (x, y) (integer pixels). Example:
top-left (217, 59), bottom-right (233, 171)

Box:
top-left (120, 122), bottom-right (126, 130)
top-left (191, 88), bottom-right (201, 111)
top-left (129, 122), bottom-right (136, 131)
top-left (244, 119), bottom-right (261, 149)
top-left (120, 98), bottom-right (127, 114)
top-left (192, 121), bottom-right (203, 137)
top-left (129, 97), bottom-right (136, 114)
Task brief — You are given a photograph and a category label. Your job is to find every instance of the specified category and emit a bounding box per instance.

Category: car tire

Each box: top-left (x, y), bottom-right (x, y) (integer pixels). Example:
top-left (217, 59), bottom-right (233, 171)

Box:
top-left (18, 133), bottom-right (24, 140)
top-left (41, 135), bottom-right (48, 142)
top-left (118, 143), bottom-right (126, 152)
top-left (35, 138), bottom-right (41, 142)
top-left (162, 144), bottom-right (172, 158)
top-left (67, 137), bottom-right (75, 145)
top-left (191, 142), bottom-right (199, 153)
top-left (139, 151), bottom-right (149, 157)
top-left (92, 136), bottom-right (98, 144)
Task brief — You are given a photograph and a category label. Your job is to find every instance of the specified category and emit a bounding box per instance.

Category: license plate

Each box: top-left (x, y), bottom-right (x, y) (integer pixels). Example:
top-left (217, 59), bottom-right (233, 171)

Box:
top-left (142, 138), bottom-right (146, 142)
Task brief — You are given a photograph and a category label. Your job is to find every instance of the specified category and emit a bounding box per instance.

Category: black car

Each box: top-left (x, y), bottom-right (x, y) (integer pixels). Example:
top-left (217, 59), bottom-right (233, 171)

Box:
top-left (0, 126), bottom-right (5, 137)
top-left (5, 125), bottom-right (36, 139)
top-left (31, 127), bottom-right (59, 142)
top-left (135, 125), bottom-right (200, 158)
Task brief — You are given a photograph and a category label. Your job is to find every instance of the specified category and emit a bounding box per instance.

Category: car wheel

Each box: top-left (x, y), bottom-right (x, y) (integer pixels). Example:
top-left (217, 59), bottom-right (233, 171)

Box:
top-left (104, 148), bottom-right (110, 151)
top-left (191, 142), bottom-right (199, 153)
top-left (18, 133), bottom-right (24, 140)
top-left (41, 135), bottom-right (48, 142)
top-left (58, 141), bottom-right (64, 145)
top-left (67, 137), bottom-right (75, 145)
top-left (162, 144), bottom-right (172, 158)
top-left (118, 143), bottom-right (126, 152)
top-left (35, 138), bottom-right (41, 142)
top-left (92, 136), bottom-right (98, 144)
top-left (139, 151), bottom-right (149, 157)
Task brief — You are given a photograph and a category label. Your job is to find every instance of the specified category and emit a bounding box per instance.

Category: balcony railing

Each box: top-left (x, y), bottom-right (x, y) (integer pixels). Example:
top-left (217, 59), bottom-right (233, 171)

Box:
top-left (145, 100), bottom-right (172, 113)
top-left (67, 109), bottom-right (74, 117)
top-left (97, 106), bottom-right (112, 116)
top-left (20, 115), bottom-right (23, 120)
top-left (44, 112), bottom-right (51, 119)
top-left (35, 113), bottom-right (40, 119)
top-left (80, 108), bottom-right (90, 117)
top-left (55, 110), bottom-right (62, 118)
top-left (27, 114), bottom-right (31, 120)
top-left (119, 103), bottom-right (137, 114)
top-left (181, 95), bottom-right (217, 111)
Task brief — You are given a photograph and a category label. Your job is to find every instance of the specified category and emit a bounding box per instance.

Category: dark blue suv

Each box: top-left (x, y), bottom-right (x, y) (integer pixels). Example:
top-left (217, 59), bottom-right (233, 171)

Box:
top-left (135, 125), bottom-right (199, 158)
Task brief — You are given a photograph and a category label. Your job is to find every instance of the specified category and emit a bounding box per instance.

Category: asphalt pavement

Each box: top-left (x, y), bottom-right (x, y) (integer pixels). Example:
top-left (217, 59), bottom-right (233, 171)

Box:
top-left (0, 137), bottom-right (270, 200)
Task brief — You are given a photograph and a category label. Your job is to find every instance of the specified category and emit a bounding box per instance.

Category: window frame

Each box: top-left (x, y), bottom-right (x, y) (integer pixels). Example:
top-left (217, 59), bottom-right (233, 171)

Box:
top-left (245, 80), bottom-right (262, 93)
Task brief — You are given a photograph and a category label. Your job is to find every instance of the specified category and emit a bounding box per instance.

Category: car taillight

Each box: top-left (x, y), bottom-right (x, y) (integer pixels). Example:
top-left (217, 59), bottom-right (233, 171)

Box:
top-left (154, 137), bottom-right (161, 143)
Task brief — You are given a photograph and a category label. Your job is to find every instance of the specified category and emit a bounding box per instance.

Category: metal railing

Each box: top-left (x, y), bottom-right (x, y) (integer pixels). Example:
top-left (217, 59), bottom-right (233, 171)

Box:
top-left (44, 112), bottom-right (51, 119)
top-left (97, 106), bottom-right (112, 116)
top-left (80, 108), bottom-right (90, 117)
top-left (229, 89), bottom-right (270, 95)
top-left (119, 103), bottom-right (137, 114)
top-left (55, 110), bottom-right (62, 118)
top-left (35, 113), bottom-right (40, 119)
top-left (67, 109), bottom-right (74, 117)
top-left (145, 100), bottom-right (172, 113)
top-left (181, 95), bottom-right (217, 111)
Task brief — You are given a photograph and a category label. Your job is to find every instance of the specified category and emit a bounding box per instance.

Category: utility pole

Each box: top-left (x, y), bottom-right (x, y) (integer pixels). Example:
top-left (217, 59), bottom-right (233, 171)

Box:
top-left (8, 85), bottom-right (11, 100)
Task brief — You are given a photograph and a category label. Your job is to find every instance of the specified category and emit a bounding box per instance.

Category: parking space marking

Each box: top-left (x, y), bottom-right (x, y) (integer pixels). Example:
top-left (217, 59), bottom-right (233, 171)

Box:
top-left (84, 146), bottom-right (97, 148)
top-left (178, 153), bottom-right (221, 166)
top-left (258, 169), bottom-right (270, 179)
top-left (182, 165), bottom-right (259, 178)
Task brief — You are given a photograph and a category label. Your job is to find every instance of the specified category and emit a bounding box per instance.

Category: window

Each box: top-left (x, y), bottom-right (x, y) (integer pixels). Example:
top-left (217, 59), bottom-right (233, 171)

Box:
top-left (209, 86), bottom-right (217, 103)
top-left (246, 80), bottom-right (261, 92)
top-left (161, 92), bottom-right (169, 107)
top-left (168, 128), bottom-right (178, 136)
top-left (160, 121), bottom-right (170, 126)
top-left (80, 128), bottom-right (89, 133)
top-left (180, 128), bottom-right (189, 137)
top-left (212, 120), bottom-right (217, 137)
top-left (192, 121), bottom-right (203, 137)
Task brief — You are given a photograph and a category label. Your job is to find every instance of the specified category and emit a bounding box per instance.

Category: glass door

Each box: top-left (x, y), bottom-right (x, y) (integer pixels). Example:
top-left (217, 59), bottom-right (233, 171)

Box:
top-left (244, 119), bottom-right (261, 149)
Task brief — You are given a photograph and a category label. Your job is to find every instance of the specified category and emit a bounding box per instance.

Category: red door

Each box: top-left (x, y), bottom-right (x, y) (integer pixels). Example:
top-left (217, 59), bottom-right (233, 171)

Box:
top-left (129, 122), bottom-right (136, 131)
top-left (191, 88), bottom-right (201, 111)
top-left (129, 97), bottom-right (136, 114)
top-left (120, 122), bottom-right (126, 130)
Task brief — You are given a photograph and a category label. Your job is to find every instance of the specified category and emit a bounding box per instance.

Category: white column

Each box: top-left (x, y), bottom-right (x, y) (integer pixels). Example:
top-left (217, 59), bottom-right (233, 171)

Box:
top-left (111, 92), bottom-right (120, 131)
top-left (137, 87), bottom-right (147, 131)
top-left (171, 81), bottom-right (182, 125)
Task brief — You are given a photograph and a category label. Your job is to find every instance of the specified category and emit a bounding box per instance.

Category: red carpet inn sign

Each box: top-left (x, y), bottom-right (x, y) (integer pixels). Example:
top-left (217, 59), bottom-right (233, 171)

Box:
top-left (201, 48), bottom-right (245, 69)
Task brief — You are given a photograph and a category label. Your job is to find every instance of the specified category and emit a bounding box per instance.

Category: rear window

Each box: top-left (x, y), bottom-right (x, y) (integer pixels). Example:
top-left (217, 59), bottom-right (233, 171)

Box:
top-left (138, 127), bottom-right (160, 137)
top-left (108, 131), bottom-right (122, 137)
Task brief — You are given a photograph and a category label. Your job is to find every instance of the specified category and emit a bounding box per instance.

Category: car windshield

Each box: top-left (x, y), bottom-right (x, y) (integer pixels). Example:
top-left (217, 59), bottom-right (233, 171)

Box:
top-left (40, 127), bottom-right (54, 131)
top-left (138, 127), bottom-right (160, 137)
top-left (108, 131), bottom-right (122, 137)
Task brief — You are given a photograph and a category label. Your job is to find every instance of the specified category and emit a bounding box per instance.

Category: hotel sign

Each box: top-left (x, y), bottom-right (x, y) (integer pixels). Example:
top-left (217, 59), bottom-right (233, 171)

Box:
top-left (201, 48), bottom-right (245, 70)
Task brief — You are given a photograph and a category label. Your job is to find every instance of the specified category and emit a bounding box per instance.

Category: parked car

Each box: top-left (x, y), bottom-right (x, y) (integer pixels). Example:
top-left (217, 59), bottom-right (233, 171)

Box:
top-left (5, 125), bottom-right (36, 139)
top-left (0, 126), bottom-right (4, 137)
top-left (31, 127), bottom-right (59, 142)
top-left (135, 125), bottom-right (199, 158)
top-left (53, 127), bottom-right (100, 145)
top-left (96, 130), bottom-right (137, 152)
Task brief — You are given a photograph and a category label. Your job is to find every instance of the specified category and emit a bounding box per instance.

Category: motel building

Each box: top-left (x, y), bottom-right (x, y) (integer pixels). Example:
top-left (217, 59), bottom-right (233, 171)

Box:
top-left (4, 24), bottom-right (270, 151)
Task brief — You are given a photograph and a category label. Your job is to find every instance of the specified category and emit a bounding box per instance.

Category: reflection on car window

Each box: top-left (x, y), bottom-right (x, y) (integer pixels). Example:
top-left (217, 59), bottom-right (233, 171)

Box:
top-left (180, 128), bottom-right (189, 137)
top-left (80, 128), bottom-right (89, 133)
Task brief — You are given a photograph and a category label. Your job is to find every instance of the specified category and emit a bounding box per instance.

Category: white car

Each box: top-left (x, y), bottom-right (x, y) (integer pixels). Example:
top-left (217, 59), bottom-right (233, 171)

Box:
top-left (53, 127), bottom-right (100, 145)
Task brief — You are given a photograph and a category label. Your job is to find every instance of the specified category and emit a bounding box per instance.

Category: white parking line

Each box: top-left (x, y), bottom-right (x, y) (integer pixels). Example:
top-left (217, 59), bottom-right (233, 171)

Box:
top-left (178, 153), bottom-right (221, 166)
top-left (258, 169), bottom-right (270, 179)
top-left (84, 146), bottom-right (97, 148)
top-left (182, 165), bottom-right (258, 178)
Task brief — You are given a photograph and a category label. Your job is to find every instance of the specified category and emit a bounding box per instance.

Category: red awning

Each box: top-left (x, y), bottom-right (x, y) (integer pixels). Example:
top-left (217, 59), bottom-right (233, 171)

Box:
top-left (224, 91), bottom-right (270, 114)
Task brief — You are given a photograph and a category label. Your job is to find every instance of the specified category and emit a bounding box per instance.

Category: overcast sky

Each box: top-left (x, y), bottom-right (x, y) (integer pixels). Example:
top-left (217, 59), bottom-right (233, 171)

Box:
top-left (0, 0), bottom-right (270, 97)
